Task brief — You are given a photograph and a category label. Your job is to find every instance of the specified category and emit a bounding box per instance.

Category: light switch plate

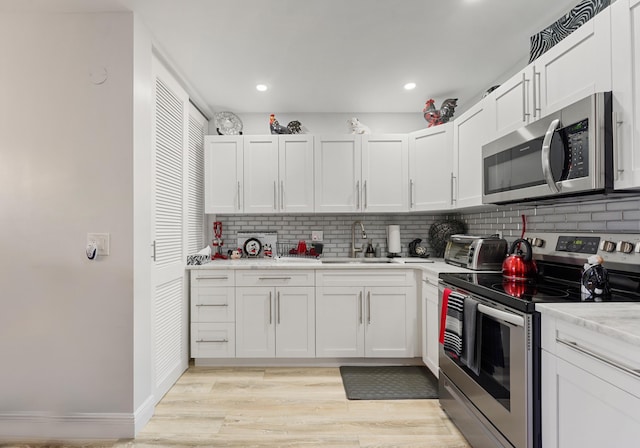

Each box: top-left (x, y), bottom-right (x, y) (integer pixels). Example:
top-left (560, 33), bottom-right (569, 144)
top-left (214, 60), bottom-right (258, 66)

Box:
top-left (87, 233), bottom-right (110, 256)
top-left (311, 230), bottom-right (323, 242)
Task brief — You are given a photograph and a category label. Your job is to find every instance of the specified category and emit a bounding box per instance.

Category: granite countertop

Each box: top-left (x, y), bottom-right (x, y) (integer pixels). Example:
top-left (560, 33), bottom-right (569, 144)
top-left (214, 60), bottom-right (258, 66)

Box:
top-left (537, 303), bottom-right (640, 347)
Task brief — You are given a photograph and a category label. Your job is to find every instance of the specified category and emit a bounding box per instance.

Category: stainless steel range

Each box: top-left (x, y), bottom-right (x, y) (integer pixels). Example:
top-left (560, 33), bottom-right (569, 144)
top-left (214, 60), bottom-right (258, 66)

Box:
top-left (438, 232), bottom-right (640, 448)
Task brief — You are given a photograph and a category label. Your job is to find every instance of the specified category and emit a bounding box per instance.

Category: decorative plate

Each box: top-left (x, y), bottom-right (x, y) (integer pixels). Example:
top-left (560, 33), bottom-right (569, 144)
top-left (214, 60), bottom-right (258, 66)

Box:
top-left (214, 111), bottom-right (243, 135)
top-left (243, 238), bottom-right (262, 257)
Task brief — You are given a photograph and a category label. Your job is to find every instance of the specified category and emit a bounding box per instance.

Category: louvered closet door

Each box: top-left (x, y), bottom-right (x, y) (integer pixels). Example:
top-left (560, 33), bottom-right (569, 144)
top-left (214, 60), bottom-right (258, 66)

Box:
top-left (187, 104), bottom-right (207, 254)
top-left (151, 57), bottom-right (189, 403)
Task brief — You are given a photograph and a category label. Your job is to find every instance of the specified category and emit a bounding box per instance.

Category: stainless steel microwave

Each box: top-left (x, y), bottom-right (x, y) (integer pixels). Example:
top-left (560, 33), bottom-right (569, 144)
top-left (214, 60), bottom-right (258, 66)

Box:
top-left (482, 92), bottom-right (613, 205)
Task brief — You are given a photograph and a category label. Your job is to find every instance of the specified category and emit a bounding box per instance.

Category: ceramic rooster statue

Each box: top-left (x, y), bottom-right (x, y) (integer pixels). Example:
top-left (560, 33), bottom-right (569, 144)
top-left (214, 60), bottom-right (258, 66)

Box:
top-left (423, 98), bottom-right (458, 127)
top-left (269, 114), bottom-right (303, 134)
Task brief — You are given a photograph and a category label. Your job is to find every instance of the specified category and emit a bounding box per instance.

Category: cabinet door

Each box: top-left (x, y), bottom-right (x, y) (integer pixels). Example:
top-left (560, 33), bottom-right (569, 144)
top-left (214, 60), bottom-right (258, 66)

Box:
top-left (279, 135), bottom-right (314, 212)
top-left (361, 135), bottom-right (408, 212)
top-left (452, 98), bottom-right (491, 208)
top-left (364, 286), bottom-right (415, 358)
top-left (204, 136), bottom-right (243, 213)
top-left (408, 124), bottom-right (453, 211)
top-left (315, 286), bottom-right (364, 357)
top-left (612, 0), bottom-right (640, 189)
top-left (490, 70), bottom-right (531, 139)
top-left (236, 287), bottom-right (275, 357)
top-left (314, 136), bottom-right (362, 212)
top-left (423, 277), bottom-right (440, 377)
top-left (534, 7), bottom-right (612, 118)
top-left (542, 350), bottom-right (640, 448)
top-left (275, 286), bottom-right (315, 358)
top-left (243, 136), bottom-right (279, 213)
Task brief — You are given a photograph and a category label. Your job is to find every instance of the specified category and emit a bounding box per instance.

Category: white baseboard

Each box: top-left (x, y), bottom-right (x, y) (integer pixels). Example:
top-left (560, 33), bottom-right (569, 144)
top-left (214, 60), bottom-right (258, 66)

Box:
top-left (193, 357), bottom-right (425, 367)
top-left (0, 402), bottom-right (156, 440)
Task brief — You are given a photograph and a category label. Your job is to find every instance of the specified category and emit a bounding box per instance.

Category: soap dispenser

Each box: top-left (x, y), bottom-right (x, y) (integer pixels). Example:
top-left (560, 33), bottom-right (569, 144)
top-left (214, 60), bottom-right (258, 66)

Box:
top-left (365, 241), bottom-right (376, 258)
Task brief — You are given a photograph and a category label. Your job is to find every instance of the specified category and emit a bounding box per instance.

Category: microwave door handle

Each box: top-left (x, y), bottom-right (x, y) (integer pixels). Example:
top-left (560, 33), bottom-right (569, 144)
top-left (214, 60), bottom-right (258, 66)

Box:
top-left (477, 303), bottom-right (524, 327)
top-left (541, 118), bottom-right (561, 193)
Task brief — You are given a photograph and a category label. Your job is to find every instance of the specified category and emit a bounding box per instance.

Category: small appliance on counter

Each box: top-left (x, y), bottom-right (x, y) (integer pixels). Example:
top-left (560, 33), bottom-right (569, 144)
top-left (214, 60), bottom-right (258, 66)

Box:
top-left (387, 225), bottom-right (401, 257)
top-left (444, 234), bottom-right (507, 270)
top-left (236, 232), bottom-right (278, 258)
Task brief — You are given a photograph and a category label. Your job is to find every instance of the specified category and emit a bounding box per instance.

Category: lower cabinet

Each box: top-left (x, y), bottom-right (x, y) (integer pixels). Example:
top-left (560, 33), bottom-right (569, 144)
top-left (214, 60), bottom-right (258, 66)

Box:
top-left (315, 269), bottom-right (417, 358)
top-left (541, 312), bottom-right (640, 448)
top-left (421, 272), bottom-right (440, 377)
top-left (236, 286), bottom-right (315, 358)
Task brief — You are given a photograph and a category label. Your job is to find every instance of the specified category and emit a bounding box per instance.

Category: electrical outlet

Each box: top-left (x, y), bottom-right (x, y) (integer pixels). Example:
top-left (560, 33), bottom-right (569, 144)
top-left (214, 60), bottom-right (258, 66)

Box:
top-left (311, 230), bottom-right (323, 242)
top-left (87, 233), bottom-right (110, 256)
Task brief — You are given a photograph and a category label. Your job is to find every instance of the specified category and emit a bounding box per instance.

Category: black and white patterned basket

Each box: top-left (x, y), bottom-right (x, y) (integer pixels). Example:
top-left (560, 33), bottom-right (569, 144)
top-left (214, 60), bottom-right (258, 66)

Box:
top-left (187, 254), bottom-right (210, 265)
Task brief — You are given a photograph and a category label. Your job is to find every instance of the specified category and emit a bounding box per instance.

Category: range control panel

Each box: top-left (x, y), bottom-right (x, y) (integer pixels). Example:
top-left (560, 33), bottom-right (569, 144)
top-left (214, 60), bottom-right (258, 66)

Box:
top-left (555, 235), bottom-right (600, 254)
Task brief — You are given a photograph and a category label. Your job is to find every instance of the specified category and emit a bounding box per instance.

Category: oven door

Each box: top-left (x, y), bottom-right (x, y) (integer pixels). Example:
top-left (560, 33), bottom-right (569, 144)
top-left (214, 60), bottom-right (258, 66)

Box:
top-left (438, 283), bottom-right (535, 448)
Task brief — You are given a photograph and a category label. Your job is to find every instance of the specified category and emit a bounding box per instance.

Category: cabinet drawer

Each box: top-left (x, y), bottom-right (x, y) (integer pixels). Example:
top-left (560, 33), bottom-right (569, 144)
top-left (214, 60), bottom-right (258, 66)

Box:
top-left (235, 269), bottom-right (314, 287)
top-left (191, 323), bottom-right (235, 358)
top-left (191, 270), bottom-right (235, 286)
top-left (191, 286), bottom-right (235, 323)
top-left (317, 269), bottom-right (415, 287)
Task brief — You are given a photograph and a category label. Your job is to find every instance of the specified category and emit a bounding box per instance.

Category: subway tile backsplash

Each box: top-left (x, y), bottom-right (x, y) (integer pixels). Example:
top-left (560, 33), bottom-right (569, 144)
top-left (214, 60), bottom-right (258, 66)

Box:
top-left (205, 197), bottom-right (640, 258)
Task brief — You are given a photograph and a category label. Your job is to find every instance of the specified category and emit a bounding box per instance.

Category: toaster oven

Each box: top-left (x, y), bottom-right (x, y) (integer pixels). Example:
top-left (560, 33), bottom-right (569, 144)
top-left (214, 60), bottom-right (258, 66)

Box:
top-left (444, 234), bottom-right (507, 270)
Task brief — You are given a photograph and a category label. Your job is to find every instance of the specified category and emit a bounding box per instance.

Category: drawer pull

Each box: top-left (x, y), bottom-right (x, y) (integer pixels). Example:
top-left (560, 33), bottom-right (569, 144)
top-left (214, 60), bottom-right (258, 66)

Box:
top-left (196, 304), bottom-right (228, 307)
top-left (557, 338), bottom-right (640, 379)
top-left (258, 277), bottom-right (292, 280)
top-left (196, 339), bottom-right (228, 343)
top-left (196, 276), bottom-right (229, 280)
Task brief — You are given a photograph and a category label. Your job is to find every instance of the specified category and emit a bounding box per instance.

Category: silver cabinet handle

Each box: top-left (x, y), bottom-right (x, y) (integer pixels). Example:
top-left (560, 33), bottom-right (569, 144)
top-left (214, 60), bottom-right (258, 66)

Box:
top-left (557, 338), bottom-right (640, 379)
top-left (541, 118), bottom-right (561, 193)
top-left (364, 180), bottom-right (368, 209)
top-left (450, 172), bottom-right (456, 205)
top-left (358, 291), bottom-right (363, 324)
top-left (269, 291), bottom-right (273, 324)
top-left (195, 303), bottom-right (228, 307)
top-left (478, 304), bottom-right (524, 327)
top-left (614, 112), bottom-right (624, 179)
top-left (533, 70), bottom-right (541, 118)
top-left (277, 291), bottom-right (281, 324)
top-left (196, 275), bottom-right (228, 280)
top-left (409, 179), bottom-right (414, 209)
top-left (273, 181), bottom-right (277, 210)
top-left (367, 291), bottom-right (371, 324)
top-left (151, 240), bottom-right (156, 261)
top-left (356, 180), bottom-right (360, 209)
top-left (280, 180), bottom-right (284, 211)
top-left (522, 73), bottom-right (530, 122)
top-left (258, 276), bottom-right (292, 280)
top-left (197, 339), bottom-right (228, 343)
top-left (237, 181), bottom-right (241, 210)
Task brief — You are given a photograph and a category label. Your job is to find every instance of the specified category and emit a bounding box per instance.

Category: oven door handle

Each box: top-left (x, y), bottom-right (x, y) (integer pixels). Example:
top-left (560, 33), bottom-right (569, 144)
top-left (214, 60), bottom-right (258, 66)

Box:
top-left (541, 118), bottom-right (561, 193)
top-left (477, 304), bottom-right (524, 327)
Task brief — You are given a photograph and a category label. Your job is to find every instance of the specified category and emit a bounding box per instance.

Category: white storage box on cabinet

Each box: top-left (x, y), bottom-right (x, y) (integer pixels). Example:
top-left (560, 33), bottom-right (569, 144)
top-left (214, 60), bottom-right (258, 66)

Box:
top-left (190, 270), bottom-right (236, 358)
top-left (315, 269), bottom-right (417, 358)
top-left (540, 311), bottom-right (640, 448)
top-left (235, 270), bottom-right (315, 358)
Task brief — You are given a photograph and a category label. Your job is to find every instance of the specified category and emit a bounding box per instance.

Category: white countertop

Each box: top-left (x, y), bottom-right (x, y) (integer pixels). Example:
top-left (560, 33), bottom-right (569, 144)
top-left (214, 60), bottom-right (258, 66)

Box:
top-left (537, 303), bottom-right (640, 346)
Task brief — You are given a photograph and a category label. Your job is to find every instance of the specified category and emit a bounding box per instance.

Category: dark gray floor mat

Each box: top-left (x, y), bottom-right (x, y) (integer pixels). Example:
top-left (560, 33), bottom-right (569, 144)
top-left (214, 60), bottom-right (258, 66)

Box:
top-left (339, 365), bottom-right (439, 400)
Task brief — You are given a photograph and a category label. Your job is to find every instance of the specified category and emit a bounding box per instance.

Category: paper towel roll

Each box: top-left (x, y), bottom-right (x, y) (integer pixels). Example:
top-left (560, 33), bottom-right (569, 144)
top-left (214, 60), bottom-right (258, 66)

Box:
top-left (387, 225), bottom-right (401, 255)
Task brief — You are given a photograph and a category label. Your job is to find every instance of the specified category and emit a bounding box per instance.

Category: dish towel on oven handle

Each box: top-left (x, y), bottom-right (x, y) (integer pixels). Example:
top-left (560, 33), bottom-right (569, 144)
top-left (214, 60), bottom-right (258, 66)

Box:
top-left (439, 288), bottom-right (481, 374)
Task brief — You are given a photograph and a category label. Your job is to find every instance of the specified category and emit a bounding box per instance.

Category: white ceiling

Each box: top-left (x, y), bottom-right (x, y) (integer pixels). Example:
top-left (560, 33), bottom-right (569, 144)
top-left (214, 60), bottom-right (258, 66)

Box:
top-left (2, 0), bottom-right (582, 115)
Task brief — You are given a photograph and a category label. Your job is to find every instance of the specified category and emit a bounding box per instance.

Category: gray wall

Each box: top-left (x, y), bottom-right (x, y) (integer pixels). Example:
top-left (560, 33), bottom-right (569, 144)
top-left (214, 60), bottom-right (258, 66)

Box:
top-left (207, 196), bottom-right (640, 258)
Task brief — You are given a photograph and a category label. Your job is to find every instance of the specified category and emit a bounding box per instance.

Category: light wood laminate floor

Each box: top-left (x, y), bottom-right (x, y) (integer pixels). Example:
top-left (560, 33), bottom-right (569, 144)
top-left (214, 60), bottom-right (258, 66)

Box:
top-left (3, 367), bottom-right (470, 448)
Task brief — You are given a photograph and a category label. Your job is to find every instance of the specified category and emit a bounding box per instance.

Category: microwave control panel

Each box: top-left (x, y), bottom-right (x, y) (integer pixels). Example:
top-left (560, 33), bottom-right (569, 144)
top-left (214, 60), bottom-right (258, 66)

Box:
top-left (564, 119), bottom-right (589, 180)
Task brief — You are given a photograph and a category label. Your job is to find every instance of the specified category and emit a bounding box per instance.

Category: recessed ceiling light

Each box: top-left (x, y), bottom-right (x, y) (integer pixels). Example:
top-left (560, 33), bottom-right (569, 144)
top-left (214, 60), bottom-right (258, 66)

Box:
top-left (404, 82), bottom-right (416, 90)
top-left (256, 84), bottom-right (268, 92)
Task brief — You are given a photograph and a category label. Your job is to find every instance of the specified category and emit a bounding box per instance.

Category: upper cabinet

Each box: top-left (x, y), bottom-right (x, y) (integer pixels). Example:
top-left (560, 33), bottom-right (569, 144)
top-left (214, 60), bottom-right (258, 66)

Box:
top-left (408, 123), bottom-right (453, 211)
top-left (453, 97), bottom-right (493, 209)
top-left (314, 135), bottom-right (362, 213)
top-left (278, 135), bottom-right (315, 212)
top-left (489, 8), bottom-right (612, 141)
top-left (243, 135), bottom-right (280, 213)
top-left (612, 0), bottom-right (640, 189)
top-left (361, 135), bottom-right (409, 212)
top-left (204, 135), bottom-right (243, 214)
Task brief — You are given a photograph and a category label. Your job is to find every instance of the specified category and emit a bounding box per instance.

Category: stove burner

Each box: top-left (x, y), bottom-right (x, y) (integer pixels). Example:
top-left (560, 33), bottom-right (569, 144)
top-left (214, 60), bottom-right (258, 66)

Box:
top-left (491, 283), bottom-right (570, 299)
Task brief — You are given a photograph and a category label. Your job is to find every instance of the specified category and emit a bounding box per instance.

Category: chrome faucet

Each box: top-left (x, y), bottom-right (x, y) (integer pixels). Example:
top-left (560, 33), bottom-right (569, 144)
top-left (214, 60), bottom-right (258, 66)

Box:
top-left (351, 221), bottom-right (368, 258)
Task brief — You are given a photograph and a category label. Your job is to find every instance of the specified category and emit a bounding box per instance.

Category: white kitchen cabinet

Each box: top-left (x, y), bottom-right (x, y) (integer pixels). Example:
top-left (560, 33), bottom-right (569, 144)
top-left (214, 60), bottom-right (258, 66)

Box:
top-left (204, 135), bottom-right (243, 213)
top-left (190, 270), bottom-right (236, 358)
top-left (452, 97), bottom-right (492, 208)
top-left (421, 272), bottom-right (440, 377)
top-left (314, 135), bottom-right (362, 212)
top-left (361, 134), bottom-right (409, 212)
top-left (612, 0), bottom-right (640, 189)
top-left (489, 7), bottom-right (612, 142)
top-left (408, 124), bottom-right (453, 211)
top-left (540, 312), bottom-right (640, 448)
top-left (242, 135), bottom-right (315, 213)
top-left (235, 270), bottom-right (315, 358)
top-left (315, 269), bottom-right (417, 358)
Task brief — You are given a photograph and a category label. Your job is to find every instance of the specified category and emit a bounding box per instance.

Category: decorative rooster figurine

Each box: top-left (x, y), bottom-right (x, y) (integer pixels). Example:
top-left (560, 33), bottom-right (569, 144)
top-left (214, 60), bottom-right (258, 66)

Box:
top-left (269, 114), bottom-right (290, 134)
top-left (423, 98), bottom-right (458, 127)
